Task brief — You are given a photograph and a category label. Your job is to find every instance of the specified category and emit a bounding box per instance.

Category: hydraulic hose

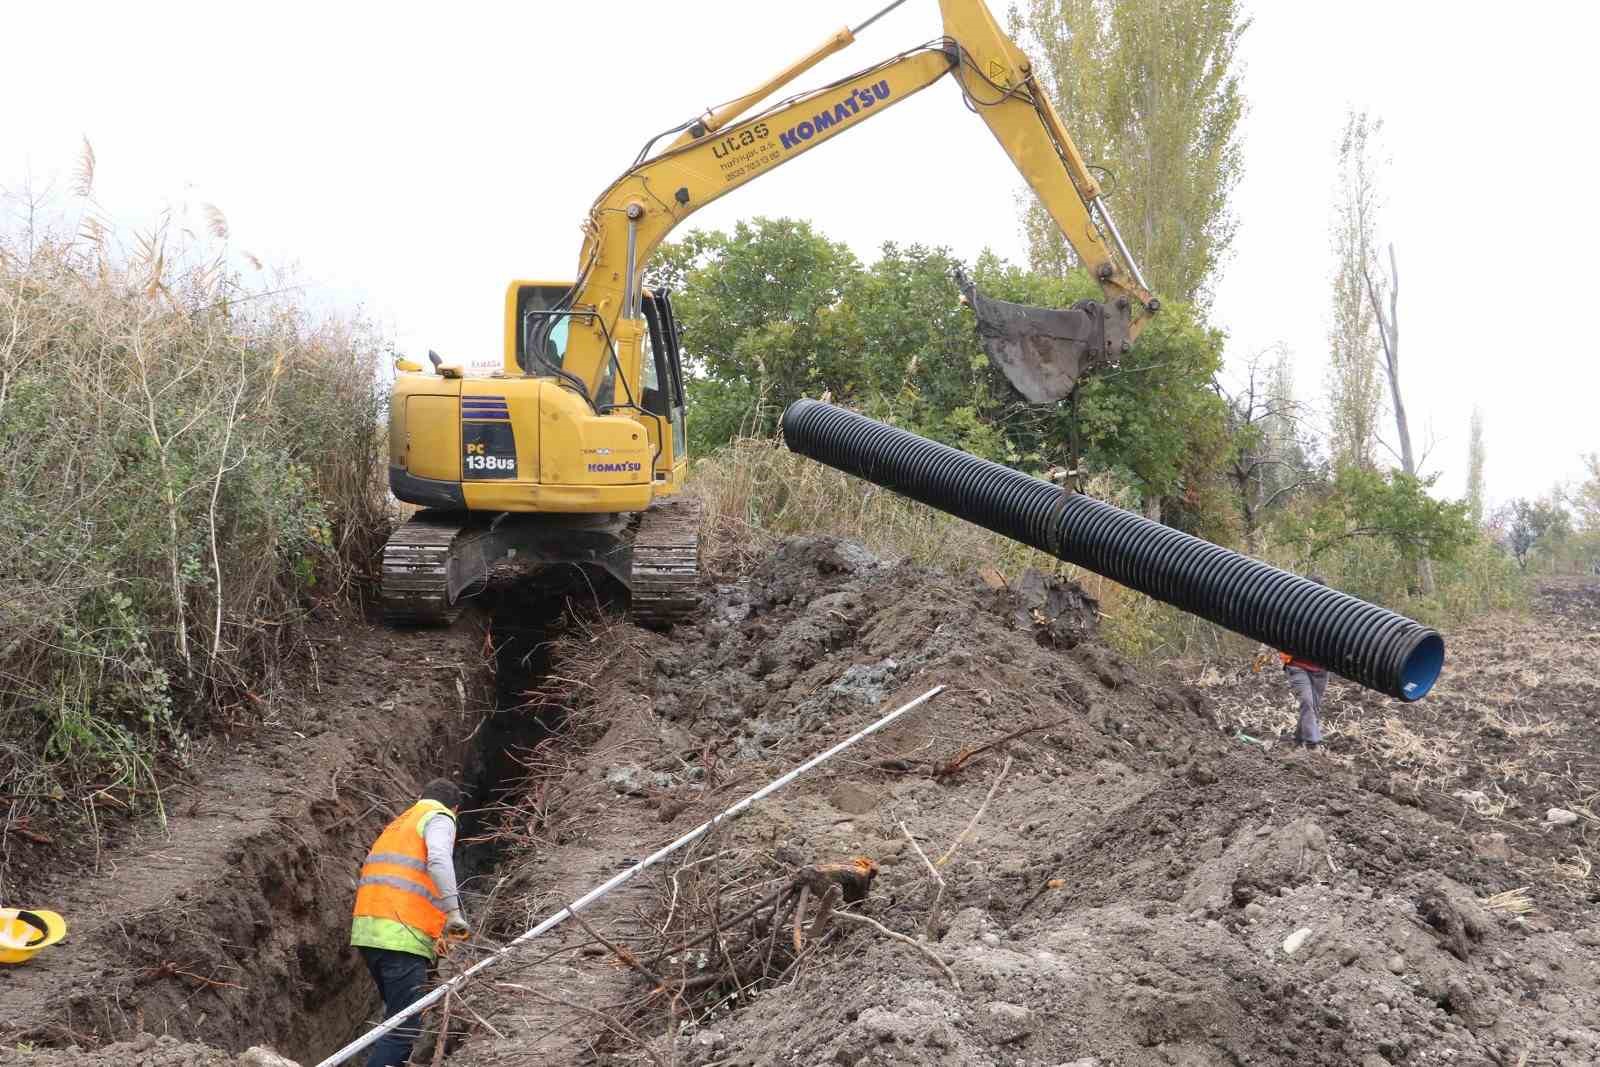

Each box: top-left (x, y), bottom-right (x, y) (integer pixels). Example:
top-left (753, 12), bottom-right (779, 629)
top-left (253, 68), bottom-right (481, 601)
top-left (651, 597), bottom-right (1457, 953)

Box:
top-left (781, 400), bottom-right (1444, 701)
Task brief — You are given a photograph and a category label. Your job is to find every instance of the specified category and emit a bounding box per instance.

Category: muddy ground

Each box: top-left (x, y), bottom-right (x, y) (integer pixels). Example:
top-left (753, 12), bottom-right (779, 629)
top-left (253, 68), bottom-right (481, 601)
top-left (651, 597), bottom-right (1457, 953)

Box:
top-left (1, 603), bottom-right (499, 1064)
top-left (3, 545), bottom-right (1597, 1066)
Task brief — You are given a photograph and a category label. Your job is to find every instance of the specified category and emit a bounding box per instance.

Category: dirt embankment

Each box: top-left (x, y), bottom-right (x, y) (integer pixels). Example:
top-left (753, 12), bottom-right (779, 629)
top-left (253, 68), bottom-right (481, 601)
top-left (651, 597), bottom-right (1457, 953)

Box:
top-left (420, 543), bottom-right (1599, 1067)
top-left (5, 544), bottom-right (1598, 1067)
top-left (2, 612), bottom-right (497, 1064)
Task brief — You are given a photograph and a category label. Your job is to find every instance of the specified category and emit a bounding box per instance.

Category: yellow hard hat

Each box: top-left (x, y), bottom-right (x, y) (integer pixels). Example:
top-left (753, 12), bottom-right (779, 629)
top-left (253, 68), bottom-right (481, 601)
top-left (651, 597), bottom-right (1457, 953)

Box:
top-left (0, 908), bottom-right (68, 964)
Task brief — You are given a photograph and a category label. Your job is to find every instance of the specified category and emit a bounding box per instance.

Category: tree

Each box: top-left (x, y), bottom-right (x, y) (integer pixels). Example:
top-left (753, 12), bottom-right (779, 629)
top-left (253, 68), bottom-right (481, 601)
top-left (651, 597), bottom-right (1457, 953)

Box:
top-left (1364, 239), bottom-right (1435, 592)
top-left (967, 252), bottom-right (1232, 529)
top-left (1262, 354), bottom-right (1315, 501)
top-left (1279, 466), bottom-right (1474, 572)
top-left (1010, 0), bottom-right (1249, 305)
top-left (1571, 454), bottom-right (1600, 573)
top-left (1218, 347), bottom-right (1313, 546)
top-left (1502, 496), bottom-right (1572, 571)
top-left (1326, 111), bottom-right (1386, 470)
top-left (845, 243), bottom-right (1013, 458)
top-left (1366, 244), bottom-right (1417, 473)
top-left (1465, 407), bottom-right (1487, 525)
top-left (656, 218), bottom-right (1232, 526)
top-left (650, 219), bottom-right (861, 452)
top-left (1573, 453), bottom-right (1600, 530)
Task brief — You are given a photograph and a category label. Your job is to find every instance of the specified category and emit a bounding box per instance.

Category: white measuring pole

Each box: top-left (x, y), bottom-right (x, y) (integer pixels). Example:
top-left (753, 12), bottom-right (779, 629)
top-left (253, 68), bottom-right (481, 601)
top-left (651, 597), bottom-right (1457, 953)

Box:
top-left (316, 684), bottom-right (944, 1067)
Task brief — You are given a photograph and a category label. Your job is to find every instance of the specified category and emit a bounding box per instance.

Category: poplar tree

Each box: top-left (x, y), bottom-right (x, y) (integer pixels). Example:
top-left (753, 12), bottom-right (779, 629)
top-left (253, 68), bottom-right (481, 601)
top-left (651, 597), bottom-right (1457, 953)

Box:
top-left (1326, 111), bottom-right (1386, 470)
top-left (1009, 0), bottom-right (1249, 305)
top-left (1465, 407), bottom-right (1486, 525)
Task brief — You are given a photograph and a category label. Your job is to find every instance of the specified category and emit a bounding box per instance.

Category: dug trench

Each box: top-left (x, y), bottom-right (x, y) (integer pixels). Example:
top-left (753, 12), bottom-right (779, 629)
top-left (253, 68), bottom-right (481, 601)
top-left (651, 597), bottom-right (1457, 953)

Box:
top-left (378, 542), bottom-right (1600, 1067)
top-left (8, 541), bottom-right (1600, 1067)
top-left (0, 576), bottom-right (586, 1065)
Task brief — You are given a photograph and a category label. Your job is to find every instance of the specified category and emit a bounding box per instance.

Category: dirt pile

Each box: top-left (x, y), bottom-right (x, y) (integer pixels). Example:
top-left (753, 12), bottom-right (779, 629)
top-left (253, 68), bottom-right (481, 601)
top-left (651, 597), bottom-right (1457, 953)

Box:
top-left (5, 541), bottom-right (1596, 1066)
top-left (437, 542), bottom-right (1598, 1067)
top-left (9, 1034), bottom-right (300, 1066)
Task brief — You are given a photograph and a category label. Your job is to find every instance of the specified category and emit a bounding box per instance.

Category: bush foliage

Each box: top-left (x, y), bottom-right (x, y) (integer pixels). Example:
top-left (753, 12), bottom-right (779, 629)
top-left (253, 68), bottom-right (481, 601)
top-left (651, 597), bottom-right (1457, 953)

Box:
top-left (0, 204), bottom-right (387, 831)
top-left (652, 219), bottom-right (1232, 537)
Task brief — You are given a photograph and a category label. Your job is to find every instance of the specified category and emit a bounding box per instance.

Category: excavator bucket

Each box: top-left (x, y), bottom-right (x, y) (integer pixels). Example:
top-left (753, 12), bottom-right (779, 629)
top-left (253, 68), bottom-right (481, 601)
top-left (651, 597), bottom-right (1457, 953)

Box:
top-left (954, 269), bottom-right (1133, 404)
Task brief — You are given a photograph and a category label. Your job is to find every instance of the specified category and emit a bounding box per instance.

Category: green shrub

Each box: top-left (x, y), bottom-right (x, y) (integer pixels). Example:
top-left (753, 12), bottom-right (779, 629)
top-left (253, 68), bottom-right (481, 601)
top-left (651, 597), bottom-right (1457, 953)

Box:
top-left (0, 203), bottom-right (387, 837)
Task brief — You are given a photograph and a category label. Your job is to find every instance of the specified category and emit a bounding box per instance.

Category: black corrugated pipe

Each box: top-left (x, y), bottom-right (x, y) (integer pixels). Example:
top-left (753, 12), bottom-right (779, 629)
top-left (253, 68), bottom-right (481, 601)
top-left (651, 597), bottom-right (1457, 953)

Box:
top-left (782, 400), bottom-right (1444, 702)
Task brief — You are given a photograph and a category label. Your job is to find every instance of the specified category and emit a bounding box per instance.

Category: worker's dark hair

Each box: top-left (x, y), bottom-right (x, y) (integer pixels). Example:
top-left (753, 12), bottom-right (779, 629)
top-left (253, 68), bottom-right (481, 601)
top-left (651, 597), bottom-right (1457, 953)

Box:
top-left (1309, 574), bottom-right (1328, 586)
top-left (420, 777), bottom-right (462, 809)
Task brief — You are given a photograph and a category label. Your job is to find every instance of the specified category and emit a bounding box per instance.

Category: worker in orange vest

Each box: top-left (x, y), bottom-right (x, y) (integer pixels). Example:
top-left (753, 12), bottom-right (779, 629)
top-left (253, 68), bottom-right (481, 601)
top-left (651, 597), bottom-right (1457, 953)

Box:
top-left (350, 778), bottom-right (470, 1067)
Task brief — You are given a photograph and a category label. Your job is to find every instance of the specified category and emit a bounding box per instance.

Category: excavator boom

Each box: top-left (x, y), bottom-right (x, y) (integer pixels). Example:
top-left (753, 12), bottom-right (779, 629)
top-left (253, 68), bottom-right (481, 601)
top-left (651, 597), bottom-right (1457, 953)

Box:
top-left (383, 0), bottom-right (1158, 628)
top-left (540, 0), bottom-right (1156, 412)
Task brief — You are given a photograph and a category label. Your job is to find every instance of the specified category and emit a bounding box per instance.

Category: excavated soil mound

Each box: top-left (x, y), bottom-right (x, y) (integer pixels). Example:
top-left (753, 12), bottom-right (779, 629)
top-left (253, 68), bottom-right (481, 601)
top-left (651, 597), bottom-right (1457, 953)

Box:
top-left (6, 542), bottom-right (1597, 1067)
top-left (8, 1035), bottom-right (299, 1067)
top-left (436, 545), bottom-right (1599, 1067)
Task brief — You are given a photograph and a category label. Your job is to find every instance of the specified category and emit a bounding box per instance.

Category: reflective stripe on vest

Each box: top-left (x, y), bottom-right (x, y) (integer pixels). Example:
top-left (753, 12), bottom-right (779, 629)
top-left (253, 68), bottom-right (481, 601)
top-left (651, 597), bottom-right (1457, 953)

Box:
top-left (351, 799), bottom-right (454, 953)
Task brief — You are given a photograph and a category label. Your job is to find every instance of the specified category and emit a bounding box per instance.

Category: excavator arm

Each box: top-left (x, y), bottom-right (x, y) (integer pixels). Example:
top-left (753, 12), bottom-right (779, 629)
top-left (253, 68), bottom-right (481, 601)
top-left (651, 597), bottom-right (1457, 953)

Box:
top-left (379, 0), bottom-right (1159, 631)
top-left (529, 0), bottom-right (1156, 410)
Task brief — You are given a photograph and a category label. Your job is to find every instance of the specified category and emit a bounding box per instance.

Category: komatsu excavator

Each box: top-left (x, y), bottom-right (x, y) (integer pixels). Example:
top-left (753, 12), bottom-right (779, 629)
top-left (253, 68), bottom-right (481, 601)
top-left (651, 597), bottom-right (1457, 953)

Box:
top-left (382, 0), bottom-right (1157, 626)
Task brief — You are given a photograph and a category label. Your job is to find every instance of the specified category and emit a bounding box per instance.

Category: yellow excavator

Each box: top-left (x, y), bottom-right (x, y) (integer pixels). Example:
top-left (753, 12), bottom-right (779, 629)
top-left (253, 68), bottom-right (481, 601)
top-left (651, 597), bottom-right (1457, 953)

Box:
top-left (382, 0), bottom-right (1157, 626)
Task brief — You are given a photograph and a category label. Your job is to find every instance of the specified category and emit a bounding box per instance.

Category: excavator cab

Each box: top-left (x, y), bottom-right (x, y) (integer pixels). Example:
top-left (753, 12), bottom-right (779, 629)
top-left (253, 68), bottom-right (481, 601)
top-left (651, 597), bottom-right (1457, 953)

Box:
top-left (509, 284), bottom-right (688, 484)
top-left (512, 286), bottom-right (688, 483)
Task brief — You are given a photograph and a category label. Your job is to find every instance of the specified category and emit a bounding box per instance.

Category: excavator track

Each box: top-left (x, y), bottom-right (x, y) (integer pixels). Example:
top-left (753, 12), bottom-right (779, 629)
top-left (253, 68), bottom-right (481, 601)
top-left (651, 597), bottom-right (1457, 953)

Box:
top-left (380, 502), bottom-right (701, 629)
top-left (380, 512), bottom-right (466, 626)
top-left (628, 497), bottom-right (703, 629)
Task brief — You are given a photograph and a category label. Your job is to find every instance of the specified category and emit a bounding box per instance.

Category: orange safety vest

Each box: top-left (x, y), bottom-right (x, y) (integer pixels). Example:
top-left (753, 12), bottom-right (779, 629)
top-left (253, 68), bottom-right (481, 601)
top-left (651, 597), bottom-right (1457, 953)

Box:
top-left (350, 799), bottom-right (455, 958)
top-left (1279, 650), bottom-right (1325, 672)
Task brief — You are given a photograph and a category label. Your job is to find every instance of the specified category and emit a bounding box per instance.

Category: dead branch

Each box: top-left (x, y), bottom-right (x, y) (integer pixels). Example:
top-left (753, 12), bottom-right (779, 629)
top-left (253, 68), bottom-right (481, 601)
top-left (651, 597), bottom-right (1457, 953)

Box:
top-left (429, 989), bottom-right (453, 1067)
top-left (938, 756), bottom-right (1013, 868)
top-left (832, 910), bottom-right (961, 991)
top-left (647, 883), bottom-right (787, 969)
top-left (936, 719), bottom-right (1069, 778)
top-left (141, 960), bottom-right (246, 992)
top-left (448, 992), bottom-right (506, 1040)
top-left (908, 830), bottom-right (956, 946)
top-left (569, 908), bottom-right (669, 993)
top-left (805, 884), bottom-right (841, 942)
top-left (791, 883), bottom-right (809, 955)
top-left (495, 982), bottom-right (667, 1067)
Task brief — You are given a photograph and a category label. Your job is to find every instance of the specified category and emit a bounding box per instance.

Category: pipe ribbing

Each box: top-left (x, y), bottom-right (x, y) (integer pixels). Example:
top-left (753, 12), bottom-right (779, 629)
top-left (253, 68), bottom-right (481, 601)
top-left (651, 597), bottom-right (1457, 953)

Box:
top-left (782, 400), bottom-right (1443, 702)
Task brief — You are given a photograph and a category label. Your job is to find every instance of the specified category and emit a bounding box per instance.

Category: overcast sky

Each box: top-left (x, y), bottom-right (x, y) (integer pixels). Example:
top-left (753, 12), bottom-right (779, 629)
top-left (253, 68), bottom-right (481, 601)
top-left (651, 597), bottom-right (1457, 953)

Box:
top-left (6, 1), bottom-right (1595, 508)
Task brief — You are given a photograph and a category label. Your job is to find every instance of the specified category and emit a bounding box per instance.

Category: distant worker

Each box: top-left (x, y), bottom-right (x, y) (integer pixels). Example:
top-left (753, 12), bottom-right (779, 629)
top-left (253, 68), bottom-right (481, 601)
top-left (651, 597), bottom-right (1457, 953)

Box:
top-left (350, 778), bottom-right (471, 1067)
top-left (1279, 575), bottom-right (1331, 750)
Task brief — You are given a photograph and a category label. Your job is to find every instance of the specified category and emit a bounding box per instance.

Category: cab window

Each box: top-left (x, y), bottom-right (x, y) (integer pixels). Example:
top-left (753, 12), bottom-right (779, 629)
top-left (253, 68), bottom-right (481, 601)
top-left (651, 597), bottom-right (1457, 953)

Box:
top-left (515, 284), bottom-right (572, 373)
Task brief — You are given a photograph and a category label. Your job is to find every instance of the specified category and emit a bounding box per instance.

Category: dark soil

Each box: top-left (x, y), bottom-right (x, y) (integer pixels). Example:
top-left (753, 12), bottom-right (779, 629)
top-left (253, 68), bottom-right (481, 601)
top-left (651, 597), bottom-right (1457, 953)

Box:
top-left (1, 609), bottom-right (497, 1064)
top-left (6, 545), bottom-right (1598, 1067)
top-left (422, 545), bottom-right (1598, 1067)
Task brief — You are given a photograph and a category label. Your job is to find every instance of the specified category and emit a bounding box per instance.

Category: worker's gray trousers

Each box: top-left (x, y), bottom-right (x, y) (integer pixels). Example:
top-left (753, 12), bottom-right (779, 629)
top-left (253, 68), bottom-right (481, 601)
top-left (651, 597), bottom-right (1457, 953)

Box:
top-left (1285, 666), bottom-right (1328, 745)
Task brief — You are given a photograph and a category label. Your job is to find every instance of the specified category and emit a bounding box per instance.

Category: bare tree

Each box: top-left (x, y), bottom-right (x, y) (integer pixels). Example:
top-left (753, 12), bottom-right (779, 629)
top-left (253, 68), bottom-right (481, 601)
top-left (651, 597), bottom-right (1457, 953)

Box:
top-left (1219, 347), bottom-right (1313, 548)
top-left (1365, 244), bottom-right (1414, 475)
top-left (1364, 241), bottom-right (1434, 593)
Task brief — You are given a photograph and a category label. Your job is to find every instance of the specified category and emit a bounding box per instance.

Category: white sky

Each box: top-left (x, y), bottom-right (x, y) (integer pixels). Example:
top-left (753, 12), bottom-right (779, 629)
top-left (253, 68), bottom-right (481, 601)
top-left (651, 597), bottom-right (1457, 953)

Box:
top-left (6, 1), bottom-right (1596, 508)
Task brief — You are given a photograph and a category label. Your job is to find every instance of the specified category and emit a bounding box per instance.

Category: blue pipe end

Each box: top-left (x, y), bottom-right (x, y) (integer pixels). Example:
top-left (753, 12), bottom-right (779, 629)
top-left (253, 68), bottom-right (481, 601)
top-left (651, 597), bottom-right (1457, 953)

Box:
top-left (1397, 633), bottom-right (1445, 702)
